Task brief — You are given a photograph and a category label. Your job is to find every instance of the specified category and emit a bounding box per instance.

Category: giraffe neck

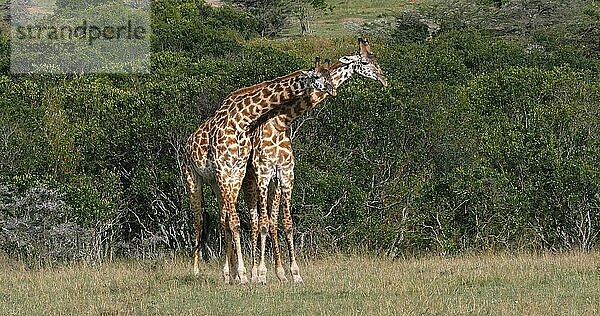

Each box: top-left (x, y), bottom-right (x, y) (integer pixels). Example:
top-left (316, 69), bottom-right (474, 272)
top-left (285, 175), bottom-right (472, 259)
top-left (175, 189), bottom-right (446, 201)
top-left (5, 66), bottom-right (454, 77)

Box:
top-left (213, 71), bottom-right (311, 131)
top-left (263, 62), bottom-right (356, 128)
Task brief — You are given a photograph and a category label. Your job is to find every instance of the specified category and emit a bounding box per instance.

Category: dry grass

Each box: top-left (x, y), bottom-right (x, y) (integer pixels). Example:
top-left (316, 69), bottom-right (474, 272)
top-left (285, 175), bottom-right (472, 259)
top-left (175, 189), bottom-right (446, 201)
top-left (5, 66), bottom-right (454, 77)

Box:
top-left (1, 252), bottom-right (599, 315)
top-left (281, 0), bottom-right (412, 38)
top-left (251, 0), bottom-right (411, 65)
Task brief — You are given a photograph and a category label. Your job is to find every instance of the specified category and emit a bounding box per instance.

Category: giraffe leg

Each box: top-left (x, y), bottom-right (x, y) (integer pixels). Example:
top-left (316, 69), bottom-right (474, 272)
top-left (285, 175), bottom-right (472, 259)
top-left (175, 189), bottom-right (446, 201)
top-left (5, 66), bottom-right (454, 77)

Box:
top-left (209, 181), bottom-right (234, 284)
top-left (221, 211), bottom-right (232, 284)
top-left (257, 173), bottom-right (271, 285)
top-left (183, 161), bottom-right (205, 276)
top-left (220, 180), bottom-right (248, 285)
top-left (268, 178), bottom-right (287, 282)
top-left (222, 213), bottom-right (241, 283)
top-left (228, 202), bottom-right (248, 284)
top-left (242, 170), bottom-right (260, 283)
top-left (281, 169), bottom-right (302, 283)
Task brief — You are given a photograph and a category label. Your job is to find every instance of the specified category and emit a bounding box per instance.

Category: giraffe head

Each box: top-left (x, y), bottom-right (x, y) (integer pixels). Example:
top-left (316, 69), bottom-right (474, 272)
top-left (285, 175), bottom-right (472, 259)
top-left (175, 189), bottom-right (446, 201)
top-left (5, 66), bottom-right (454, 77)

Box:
top-left (301, 56), bottom-right (337, 96)
top-left (339, 37), bottom-right (388, 87)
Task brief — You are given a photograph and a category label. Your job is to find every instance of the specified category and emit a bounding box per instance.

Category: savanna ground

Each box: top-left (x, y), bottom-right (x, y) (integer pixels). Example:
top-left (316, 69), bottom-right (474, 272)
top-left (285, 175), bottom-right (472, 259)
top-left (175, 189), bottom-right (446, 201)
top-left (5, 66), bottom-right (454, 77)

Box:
top-left (280, 0), bottom-right (405, 37)
top-left (1, 252), bottom-right (599, 315)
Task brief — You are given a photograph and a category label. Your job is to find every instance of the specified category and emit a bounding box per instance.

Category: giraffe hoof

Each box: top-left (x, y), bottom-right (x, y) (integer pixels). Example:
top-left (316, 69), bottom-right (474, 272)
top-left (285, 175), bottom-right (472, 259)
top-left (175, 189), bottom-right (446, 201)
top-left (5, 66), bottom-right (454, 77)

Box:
top-left (257, 275), bottom-right (267, 285)
top-left (293, 275), bottom-right (304, 283)
top-left (276, 267), bottom-right (288, 282)
top-left (258, 266), bottom-right (267, 284)
top-left (239, 274), bottom-right (249, 285)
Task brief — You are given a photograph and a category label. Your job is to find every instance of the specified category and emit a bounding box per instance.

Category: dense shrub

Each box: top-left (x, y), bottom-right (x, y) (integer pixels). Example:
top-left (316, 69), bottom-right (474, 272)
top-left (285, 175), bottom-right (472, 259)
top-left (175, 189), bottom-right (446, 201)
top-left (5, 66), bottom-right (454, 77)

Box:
top-left (152, 0), bottom-right (259, 57)
top-left (1, 0), bottom-right (600, 262)
top-left (224, 0), bottom-right (292, 37)
top-left (0, 184), bottom-right (94, 263)
top-left (399, 67), bottom-right (600, 254)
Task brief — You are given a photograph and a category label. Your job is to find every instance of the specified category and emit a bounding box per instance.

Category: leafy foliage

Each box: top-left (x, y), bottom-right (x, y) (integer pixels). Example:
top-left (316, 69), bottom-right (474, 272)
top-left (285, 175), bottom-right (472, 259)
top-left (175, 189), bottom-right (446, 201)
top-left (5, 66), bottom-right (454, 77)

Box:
top-left (1, 0), bottom-right (600, 261)
top-left (225, 0), bottom-right (331, 36)
top-left (224, 0), bottom-right (292, 36)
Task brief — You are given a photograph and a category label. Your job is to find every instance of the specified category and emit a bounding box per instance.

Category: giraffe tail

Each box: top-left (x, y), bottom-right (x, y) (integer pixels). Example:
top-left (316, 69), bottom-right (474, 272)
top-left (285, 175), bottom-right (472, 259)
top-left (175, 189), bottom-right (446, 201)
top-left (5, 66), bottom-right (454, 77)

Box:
top-left (201, 211), bottom-right (210, 261)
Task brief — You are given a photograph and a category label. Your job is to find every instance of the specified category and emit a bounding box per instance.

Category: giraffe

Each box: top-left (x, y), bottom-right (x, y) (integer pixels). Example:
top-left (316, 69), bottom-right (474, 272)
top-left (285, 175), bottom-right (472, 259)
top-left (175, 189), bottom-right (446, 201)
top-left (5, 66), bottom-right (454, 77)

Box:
top-left (242, 38), bottom-right (388, 284)
top-left (183, 57), bottom-right (336, 284)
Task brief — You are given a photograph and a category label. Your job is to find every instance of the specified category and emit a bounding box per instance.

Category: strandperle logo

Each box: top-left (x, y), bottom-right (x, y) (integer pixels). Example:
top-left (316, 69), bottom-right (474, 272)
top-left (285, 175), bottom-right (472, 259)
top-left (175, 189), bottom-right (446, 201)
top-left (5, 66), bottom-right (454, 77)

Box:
top-left (10, 0), bottom-right (150, 74)
top-left (14, 20), bottom-right (147, 46)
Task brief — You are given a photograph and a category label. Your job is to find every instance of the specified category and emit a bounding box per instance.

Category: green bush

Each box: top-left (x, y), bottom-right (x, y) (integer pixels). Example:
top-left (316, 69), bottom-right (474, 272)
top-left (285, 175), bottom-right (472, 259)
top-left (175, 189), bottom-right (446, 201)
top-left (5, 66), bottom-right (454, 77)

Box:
top-left (152, 0), bottom-right (258, 57)
top-left (2, 0), bottom-right (600, 262)
top-left (402, 67), bottom-right (600, 253)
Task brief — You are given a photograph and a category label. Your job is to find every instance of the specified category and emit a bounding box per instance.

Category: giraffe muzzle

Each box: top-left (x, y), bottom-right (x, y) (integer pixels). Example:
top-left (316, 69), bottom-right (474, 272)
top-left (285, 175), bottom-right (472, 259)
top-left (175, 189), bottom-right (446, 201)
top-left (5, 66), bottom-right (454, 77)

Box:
top-left (378, 74), bottom-right (389, 87)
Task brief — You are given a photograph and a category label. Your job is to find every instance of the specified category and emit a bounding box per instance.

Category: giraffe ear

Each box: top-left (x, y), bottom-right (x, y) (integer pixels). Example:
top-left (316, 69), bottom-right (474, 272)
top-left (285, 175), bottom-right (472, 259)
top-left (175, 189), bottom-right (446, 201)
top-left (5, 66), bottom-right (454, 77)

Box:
top-left (339, 55), bottom-right (360, 64)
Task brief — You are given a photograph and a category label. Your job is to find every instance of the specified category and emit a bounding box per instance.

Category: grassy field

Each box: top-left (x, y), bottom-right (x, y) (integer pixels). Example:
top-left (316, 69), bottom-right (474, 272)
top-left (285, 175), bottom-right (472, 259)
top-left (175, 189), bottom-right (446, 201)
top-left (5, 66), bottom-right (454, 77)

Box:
top-left (1, 252), bottom-right (599, 315)
top-left (281, 0), bottom-right (411, 37)
top-left (251, 0), bottom-right (414, 65)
